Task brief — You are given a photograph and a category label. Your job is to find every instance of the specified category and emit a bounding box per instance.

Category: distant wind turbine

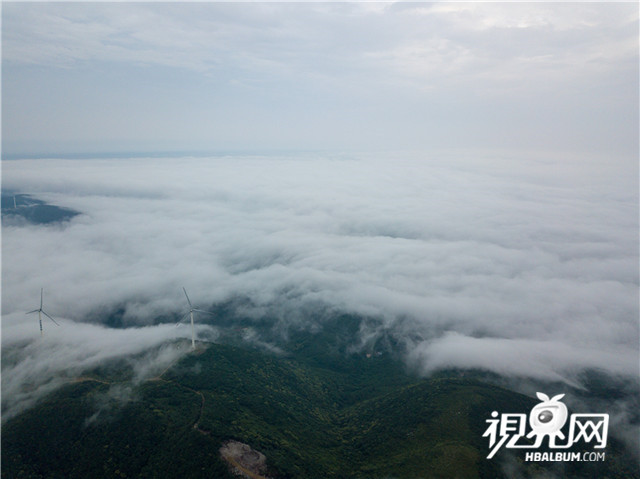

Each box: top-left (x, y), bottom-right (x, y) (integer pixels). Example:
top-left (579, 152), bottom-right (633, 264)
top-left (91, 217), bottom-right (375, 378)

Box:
top-left (176, 288), bottom-right (214, 350)
top-left (26, 288), bottom-right (59, 336)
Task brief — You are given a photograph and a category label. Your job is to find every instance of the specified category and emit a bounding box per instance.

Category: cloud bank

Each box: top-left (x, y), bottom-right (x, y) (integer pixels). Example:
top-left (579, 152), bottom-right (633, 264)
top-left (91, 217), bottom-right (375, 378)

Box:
top-left (2, 153), bottom-right (637, 391)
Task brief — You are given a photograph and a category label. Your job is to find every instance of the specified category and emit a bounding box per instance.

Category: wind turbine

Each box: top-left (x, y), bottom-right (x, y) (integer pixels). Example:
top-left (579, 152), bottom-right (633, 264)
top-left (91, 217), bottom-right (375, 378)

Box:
top-left (26, 288), bottom-right (59, 336)
top-left (176, 288), bottom-right (214, 350)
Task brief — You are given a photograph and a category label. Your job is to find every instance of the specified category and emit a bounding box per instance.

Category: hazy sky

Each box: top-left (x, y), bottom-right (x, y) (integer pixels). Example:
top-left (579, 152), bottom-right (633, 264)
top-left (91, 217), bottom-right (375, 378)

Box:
top-left (2, 2), bottom-right (638, 156)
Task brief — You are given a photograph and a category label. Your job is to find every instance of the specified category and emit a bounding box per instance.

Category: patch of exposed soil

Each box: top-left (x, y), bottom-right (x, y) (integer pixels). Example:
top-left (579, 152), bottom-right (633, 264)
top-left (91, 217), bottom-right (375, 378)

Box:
top-left (220, 440), bottom-right (270, 479)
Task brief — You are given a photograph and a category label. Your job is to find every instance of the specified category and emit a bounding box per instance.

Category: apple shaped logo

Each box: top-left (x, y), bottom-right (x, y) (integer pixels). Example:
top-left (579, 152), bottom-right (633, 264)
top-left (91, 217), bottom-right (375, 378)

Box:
top-left (527, 392), bottom-right (568, 442)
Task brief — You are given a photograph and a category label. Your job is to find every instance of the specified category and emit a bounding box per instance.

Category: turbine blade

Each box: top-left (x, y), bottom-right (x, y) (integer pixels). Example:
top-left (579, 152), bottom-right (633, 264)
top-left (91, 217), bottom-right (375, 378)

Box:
top-left (183, 287), bottom-right (193, 308)
top-left (175, 311), bottom-right (190, 326)
top-left (193, 309), bottom-right (215, 316)
top-left (40, 288), bottom-right (44, 309)
top-left (42, 311), bottom-right (59, 326)
top-left (26, 309), bottom-right (39, 314)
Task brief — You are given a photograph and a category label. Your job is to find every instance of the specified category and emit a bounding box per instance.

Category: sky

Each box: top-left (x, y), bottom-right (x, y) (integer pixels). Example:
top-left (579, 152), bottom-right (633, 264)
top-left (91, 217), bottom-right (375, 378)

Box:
top-left (2, 2), bottom-right (638, 156)
top-left (1, 1), bottom-right (639, 455)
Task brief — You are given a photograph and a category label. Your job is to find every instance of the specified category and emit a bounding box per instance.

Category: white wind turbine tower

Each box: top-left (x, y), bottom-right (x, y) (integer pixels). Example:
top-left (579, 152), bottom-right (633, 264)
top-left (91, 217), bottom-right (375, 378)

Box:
top-left (26, 288), bottom-right (59, 336)
top-left (176, 288), bottom-right (214, 350)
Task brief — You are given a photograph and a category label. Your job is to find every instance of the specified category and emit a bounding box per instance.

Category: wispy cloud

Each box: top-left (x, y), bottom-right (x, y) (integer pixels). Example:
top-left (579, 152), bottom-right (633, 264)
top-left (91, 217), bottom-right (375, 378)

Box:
top-left (1, 318), bottom-right (215, 422)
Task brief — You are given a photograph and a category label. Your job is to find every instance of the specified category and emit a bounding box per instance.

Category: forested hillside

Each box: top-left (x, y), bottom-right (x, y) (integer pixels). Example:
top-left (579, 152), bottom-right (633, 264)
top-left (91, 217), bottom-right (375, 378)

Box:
top-left (3, 333), bottom-right (637, 479)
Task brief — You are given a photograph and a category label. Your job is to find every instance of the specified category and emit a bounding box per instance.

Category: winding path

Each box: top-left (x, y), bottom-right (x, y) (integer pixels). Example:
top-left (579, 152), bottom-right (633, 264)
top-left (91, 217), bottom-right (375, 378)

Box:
top-left (72, 346), bottom-right (270, 479)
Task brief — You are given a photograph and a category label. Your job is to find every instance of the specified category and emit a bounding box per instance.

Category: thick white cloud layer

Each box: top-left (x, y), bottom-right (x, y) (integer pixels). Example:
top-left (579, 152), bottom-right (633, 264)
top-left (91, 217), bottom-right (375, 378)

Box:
top-left (2, 153), bottom-right (637, 391)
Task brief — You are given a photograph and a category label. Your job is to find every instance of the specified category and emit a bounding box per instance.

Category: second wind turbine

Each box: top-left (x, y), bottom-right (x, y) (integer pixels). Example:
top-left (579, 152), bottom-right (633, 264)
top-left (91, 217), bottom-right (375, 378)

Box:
top-left (26, 288), bottom-right (59, 336)
top-left (176, 287), bottom-right (214, 350)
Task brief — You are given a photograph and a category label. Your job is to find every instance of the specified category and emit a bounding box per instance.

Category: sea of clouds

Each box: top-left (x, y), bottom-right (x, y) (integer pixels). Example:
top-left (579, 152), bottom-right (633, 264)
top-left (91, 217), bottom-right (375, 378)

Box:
top-left (1, 152), bottom-right (638, 422)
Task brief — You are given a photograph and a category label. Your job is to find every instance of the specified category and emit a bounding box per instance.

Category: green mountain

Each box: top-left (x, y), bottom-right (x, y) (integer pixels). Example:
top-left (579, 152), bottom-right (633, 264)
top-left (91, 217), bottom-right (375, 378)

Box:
top-left (2, 328), bottom-right (638, 479)
top-left (1, 193), bottom-right (79, 225)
